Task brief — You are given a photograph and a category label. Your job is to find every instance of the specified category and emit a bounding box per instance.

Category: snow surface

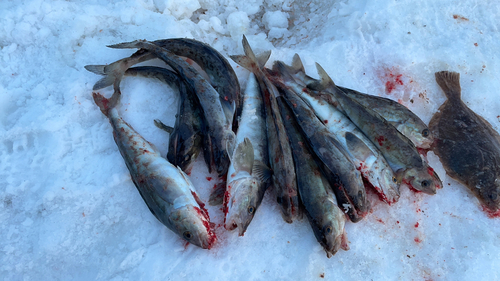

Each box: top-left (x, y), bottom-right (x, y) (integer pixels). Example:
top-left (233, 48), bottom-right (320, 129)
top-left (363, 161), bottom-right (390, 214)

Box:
top-left (1, 0), bottom-right (500, 280)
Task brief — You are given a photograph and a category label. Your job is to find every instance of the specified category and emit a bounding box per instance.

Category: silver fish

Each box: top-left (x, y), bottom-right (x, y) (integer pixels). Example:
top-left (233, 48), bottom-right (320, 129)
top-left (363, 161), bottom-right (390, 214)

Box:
top-left (430, 71), bottom-right (500, 216)
top-left (311, 63), bottom-right (442, 195)
top-left (107, 40), bottom-right (235, 177)
top-left (278, 96), bottom-right (349, 257)
top-left (271, 61), bottom-right (401, 205)
top-left (92, 88), bottom-right (216, 249)
top-left (224, 73), bottom-right (272, 235)
top-left (282, 54), bottom-right (433, 149)
top-left (230, 36), bottom-right (299, 223)
top-left (275, 82), bottom-right (370, 220)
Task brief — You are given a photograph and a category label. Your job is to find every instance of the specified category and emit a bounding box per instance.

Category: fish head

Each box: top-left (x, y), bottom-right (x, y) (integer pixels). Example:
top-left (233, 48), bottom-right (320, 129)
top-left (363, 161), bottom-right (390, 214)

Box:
top-left (169, 205), bottom-right (217, 249)
top-left (378, 167), bottom-right (402, 204)
top-left (404, 164), bottom-right (442, 195)
top-left (225, 178), bottom-right (261, 236)
top-left (348, 172), bottom-right (371, 217)
top-left (175, 133), bottom-right (203, 172)
top-left (312, 198), bottom-right (346, 258)
top-left (400, 125), bottom-right (434, 150)
top-left (477, 177), bottom-right (500, 213)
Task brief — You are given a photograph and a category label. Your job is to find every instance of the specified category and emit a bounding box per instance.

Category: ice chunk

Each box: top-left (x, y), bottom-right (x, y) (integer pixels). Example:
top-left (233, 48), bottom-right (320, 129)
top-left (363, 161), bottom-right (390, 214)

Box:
top-left (227, 11), bottom-right (250, 39)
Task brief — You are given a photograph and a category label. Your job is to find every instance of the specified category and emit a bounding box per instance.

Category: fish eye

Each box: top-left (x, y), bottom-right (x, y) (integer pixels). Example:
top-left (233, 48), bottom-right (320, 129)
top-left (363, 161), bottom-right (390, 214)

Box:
top-left (392, 176), bottom-right (398, 183)
top-left (247, 206), bottom-right (255, 214)
top-left (421, 180), bottom-right (430, 188)
top-left (183, 231), bottom-right (192, 240)
top-left (324, 225), bottom-right (332, 234)
top-left (488, 191), bottom-right (498, 201)
top-left (422, 129), bottom-right (430, 137)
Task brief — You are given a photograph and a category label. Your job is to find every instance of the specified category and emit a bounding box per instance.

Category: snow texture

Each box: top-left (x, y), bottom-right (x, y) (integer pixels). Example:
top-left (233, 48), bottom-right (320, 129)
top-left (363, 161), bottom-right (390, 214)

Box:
top-left (1, 0), bottom-right (500, 280)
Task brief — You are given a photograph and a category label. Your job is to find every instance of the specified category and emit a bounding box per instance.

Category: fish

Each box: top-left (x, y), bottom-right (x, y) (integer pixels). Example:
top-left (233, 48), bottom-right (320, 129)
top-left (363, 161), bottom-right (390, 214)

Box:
top-left (230, 36), bottom-right (299, 223)
top-left (223, 73), bottom-right (272, 235)
top-left (86, 56), bottom-right (216, 173)
top-left (278, 96), bottom-right (349, 257)
top-left (123, 66), bottom-right (206, 173)
top-left (87, 38), bottom-right (240, 129)
top-left (310, 62), bottom-right (442, 195)
top-left (92, 86), bottom-right (216, 249)
top-left (270, 61), bottom-right (401, 205)
top-left (274, 82), bottom-right (370, 220)
top-left (107, 40), bottom-right (235, 177)
top-left (430, 71), bottom-right (500, 216)
top-left (281, 54), bottom-right (433, 149)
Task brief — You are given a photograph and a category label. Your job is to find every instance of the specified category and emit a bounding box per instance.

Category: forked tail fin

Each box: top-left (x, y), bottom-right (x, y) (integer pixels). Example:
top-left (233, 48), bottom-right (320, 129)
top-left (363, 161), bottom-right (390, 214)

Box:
top-left (435, 71), bottom-right (461, 101)
top-left (229, 35), bottom-right (271, 72)
top-left (92, 89), bottom-right (121, 116)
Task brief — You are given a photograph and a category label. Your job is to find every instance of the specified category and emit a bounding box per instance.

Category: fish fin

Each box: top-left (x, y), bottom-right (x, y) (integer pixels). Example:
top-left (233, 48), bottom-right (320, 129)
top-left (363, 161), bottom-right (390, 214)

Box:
top-left (229, 35), bottom-right (271, 72)
top-left (209, 182), bottom-right (226, 206)
top-left (256, 51), bottom-right (272, 69)
top-left (344, 132), bottom-right (373, 162)
top-left (107, 40), bottom-right (146, 49)
top-left (154, 119), bottom-right (174, 134)
top-left (221, 99), bottom-right (236, 127)
top-left (308, 62), bottom-right (336, 91)
top-left (340, 229), bottom-right (350, 251)
top-left (92, 89), bottom-right (121, 116)
top-left (225, 131), bottom-right (237, 161)
top-left (233, 138), bottom-right (254, 175)
top-left (203, 135), bottom-right (214, 174)
top-left (435, 71), bottom-right (461, 100)
top-left (252, 160), bottom-right (273, 183)
top-left (291, 53), bottom-right (305, 73)
top-left (84, 65), bottom-right (107, 75)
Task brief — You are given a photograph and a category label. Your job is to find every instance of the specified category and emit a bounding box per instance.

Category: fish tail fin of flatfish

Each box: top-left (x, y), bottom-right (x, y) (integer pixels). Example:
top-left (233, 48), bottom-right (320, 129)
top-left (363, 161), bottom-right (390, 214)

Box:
top-left (229, 35), bottom-right (271, 72)
top-left (154, 119), bottom-right (174, 134)
top-left (92, 89), bottom-right (121, 117)
top-left (308, 62), bottom-right (337, 91)
top-left (435, 71), bottom-right (461, 101)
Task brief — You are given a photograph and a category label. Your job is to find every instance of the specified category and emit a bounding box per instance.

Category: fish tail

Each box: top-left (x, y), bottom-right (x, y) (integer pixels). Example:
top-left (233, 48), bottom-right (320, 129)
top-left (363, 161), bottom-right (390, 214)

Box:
top-left (435, 71), bottom-right (461, 101)
top-left (273, 61), bottom-right (296, 82)
top-left (85, 50), bottom-right (154, 91)
top-left (229, 35), bottom-right (271, 72)
top-left (107, 40), bottom-right (146, 49)
top-left (92, 89), bottom-right (121, 116)
top-left (308, 62), bottom-right (336, 91)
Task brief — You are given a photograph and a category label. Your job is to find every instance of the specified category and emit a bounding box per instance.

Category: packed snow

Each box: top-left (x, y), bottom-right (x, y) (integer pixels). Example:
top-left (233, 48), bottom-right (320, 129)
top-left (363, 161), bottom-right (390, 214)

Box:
top-left (1, 0), bottom-right (500, 280)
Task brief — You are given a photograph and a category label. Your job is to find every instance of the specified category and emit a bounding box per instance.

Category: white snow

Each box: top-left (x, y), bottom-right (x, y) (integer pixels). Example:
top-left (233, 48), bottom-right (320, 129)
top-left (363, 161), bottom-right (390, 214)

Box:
top-left (1, 0), bottom-right (500, 280)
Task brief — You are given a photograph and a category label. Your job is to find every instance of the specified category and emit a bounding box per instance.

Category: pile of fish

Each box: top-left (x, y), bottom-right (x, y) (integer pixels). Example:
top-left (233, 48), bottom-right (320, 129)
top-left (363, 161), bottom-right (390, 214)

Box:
top-left (85, 35), bottom-right (499, 257)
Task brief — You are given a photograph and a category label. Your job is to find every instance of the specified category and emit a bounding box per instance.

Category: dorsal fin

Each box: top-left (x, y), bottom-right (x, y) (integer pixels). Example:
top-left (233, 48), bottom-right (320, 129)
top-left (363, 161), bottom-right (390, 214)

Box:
top-left (291, 53), bottom-right (305, 73)
top-left (345, 132), bottom-right (373, 162)
top-left (308, 63), bottom-right (336, 91)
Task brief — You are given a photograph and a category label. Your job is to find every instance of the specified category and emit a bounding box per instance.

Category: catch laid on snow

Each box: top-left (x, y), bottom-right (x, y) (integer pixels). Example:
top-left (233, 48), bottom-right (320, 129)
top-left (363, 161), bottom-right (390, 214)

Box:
top-left (270, 60), bottom-right (400, 205)
top-left (430, 71), bottom-right (500, 216)
top-left (107, 40), bottom-right (236, 177)
top-left (309, 63), bottom-right (442, 195)
top-left (275, 81), bottom-right (370, 221)
top-left (92, 86), bottom-right (216, 249)
top-left (280, 54), bottom-right (433, 149)
top-left (278, 96), bottom-right (348, 257)
top-left (223, 73), bottom-right (272, 235)
top-left (230, 36), bottom-right (299, 223)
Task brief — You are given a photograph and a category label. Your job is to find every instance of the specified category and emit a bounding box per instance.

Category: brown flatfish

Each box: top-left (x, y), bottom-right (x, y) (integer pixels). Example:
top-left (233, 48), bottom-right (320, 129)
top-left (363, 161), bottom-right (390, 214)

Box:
top-left (430, 71), bottom-right (500, 216)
